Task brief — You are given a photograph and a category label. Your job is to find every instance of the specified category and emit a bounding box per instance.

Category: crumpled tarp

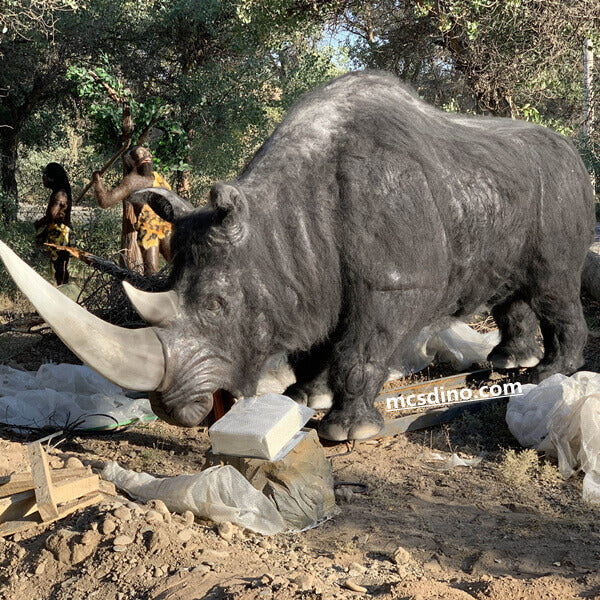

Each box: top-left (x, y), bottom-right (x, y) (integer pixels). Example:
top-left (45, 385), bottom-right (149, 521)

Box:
top-left (416, 451), bottom-right (483, 471)
top-left (0, 363), bottom-right (156, 431)
top-left (506, 371), bottom-right (600, 503)
top-left (103, 461), bottom-right (286, 535)
top-left (0, 322), bottom-right (498, 432)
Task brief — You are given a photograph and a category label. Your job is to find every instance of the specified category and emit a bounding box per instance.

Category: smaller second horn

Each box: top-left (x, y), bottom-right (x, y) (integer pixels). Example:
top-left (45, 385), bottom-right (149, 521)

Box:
top-left (123, 281), bottom-right (179, 325)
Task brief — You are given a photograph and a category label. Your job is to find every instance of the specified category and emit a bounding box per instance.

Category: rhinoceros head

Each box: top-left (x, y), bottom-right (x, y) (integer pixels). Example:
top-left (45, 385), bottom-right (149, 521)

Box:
top-left (0, 183), bottom-right (272, 427)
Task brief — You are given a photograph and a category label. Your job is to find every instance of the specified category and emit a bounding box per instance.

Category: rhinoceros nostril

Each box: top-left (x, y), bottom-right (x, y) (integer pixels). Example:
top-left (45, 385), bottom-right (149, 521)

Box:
top-left (149, 391), bottom-right (180, 425)
top-left (149, 391), bottom-right (212, 427)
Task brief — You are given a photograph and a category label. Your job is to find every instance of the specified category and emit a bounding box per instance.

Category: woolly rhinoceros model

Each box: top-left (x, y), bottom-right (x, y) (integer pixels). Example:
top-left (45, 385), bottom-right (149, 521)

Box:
top-left (1, 71), bottom-right (594, 441)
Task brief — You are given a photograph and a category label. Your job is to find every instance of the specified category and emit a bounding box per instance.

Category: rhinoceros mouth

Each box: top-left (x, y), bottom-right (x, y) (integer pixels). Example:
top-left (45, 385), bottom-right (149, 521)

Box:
top-left (149, 391), bottom-right (216, 427)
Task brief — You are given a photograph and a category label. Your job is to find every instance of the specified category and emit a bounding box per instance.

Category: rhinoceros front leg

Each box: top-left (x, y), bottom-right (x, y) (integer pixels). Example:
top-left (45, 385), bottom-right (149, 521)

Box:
top-left (318, 286), bottom-right (431, 441)
top-left (318, 276), bottom-right (434, 440)
top-left (318, 351), bottom-right (387, 441)
top-left (317, 314), bottom-right (399, 441)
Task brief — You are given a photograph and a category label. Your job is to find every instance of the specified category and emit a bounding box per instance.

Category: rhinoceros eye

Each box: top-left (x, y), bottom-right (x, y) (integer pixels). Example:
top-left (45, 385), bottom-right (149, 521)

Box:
top-left (204, 296), bottom-right (224, 312)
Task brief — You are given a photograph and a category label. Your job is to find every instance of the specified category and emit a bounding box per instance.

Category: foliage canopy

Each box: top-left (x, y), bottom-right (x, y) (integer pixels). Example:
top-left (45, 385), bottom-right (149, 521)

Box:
top-left (1, 0), bottom-right (599, 226)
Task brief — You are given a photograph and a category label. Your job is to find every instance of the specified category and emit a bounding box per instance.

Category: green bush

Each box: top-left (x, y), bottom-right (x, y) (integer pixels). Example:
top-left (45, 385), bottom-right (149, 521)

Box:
top-left (0, 192), bottom-right (18, 223)
top-left (17, 144), bottom-right (104, 207)
top-left (0, 203), bottom-right (124, 298)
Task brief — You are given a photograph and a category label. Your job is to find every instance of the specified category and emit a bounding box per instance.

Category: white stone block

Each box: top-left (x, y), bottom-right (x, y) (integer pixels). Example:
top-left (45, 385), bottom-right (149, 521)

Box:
top-left (208, 394), bottom-right (314, 460)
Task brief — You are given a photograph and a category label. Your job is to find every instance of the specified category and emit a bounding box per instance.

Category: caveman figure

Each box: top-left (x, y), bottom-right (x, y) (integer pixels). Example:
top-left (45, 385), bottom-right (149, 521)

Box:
top-left (35, 163), bottom-right (73, 286)
top-left (92, 146), bottom-right (172, 275)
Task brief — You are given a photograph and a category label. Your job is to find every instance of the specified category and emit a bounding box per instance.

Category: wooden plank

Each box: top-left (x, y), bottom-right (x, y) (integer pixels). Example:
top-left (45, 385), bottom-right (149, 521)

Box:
top-left (376, 395), bottom-right (506, 438)
top-left (27, 443), bottom-right (59, 521)
top-left (0, 490), bottom-right (37, 523)
top-left (0, 474), bottom-right (99, 523)
top-left (56, 492), bottom-right (102, 520)
top-left (53, 474), bottom-right (99, 504)
top-left (0, 467), bottom-right (91, 498)
top-left (373, 368), bottom-right (519, 438)
top-left (0, 492), bottom-right (102, 538)
top-left (99, 479), bottom-right (117, 496)
top-left (308, 369), bottom-right (507, 440)
top-left (0, 478), bottom-right (37, 498)
top-left (0, 517), bottom-right (39, 538)
top-left (376, 368), bottom-right (492, 402)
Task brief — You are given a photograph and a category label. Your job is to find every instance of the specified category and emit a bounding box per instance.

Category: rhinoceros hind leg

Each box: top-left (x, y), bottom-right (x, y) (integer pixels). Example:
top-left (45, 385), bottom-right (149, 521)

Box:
top-left (529, 278), bottom-right (587, 382)
top-left (285, 371), bottom-right (333, 410)
top-left (487, 299), bottom-right (543, 369)
top-left (286, 379), bottom-right (330, 408)
top-left (284, 382), bottom-right (309, 405)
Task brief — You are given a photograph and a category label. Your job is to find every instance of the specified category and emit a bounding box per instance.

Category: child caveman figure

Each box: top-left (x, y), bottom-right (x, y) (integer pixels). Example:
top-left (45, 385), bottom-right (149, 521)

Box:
top-left (35, 163), bottom-right (73, 285)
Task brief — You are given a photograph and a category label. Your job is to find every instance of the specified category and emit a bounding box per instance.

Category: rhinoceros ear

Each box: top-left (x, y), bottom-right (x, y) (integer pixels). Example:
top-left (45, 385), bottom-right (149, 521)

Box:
top-left (130, 188), bottom-right (194, 223)
top-left (209, 182), bottom-right (248, 245)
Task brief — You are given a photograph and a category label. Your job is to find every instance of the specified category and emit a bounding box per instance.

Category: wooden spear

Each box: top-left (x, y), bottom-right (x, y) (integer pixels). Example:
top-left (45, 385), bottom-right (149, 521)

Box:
top-left (74, 140), bottom-right (131, 204)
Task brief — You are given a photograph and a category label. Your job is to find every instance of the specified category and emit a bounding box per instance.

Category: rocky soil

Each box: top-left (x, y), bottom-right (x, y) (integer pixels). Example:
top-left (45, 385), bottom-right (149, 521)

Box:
top-left (1, 409), bottom-right (600, 600)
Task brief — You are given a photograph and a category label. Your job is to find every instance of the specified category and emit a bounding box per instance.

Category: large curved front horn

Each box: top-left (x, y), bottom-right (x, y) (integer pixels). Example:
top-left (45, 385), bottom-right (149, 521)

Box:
top-left (0, 241), bottom-right (165, 391)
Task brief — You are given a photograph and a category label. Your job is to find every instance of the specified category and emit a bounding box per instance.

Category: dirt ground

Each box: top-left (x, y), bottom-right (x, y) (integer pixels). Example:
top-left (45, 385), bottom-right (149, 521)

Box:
top-left (2, 294), bottom-right (600, 600)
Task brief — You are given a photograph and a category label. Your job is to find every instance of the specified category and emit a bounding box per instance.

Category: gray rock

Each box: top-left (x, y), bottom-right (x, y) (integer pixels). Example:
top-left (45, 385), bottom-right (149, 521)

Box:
top-left (113, 506), bottom-right (132, 522)
top-left (113, 535), bottom-right (134, 547)
top-left (392, 546), bottom-right (411, 565)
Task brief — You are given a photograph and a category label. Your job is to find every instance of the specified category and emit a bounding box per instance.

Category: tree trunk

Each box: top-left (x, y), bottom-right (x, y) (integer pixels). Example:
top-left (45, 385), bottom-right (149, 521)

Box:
top-left (0, 130), bottom-right (19, 223)
top-left (583, 38), bottom-right (594, 142)
top-left (0, 65), bottom-right (63, 224)
top-left (175, 170), bottom-right (192, 199)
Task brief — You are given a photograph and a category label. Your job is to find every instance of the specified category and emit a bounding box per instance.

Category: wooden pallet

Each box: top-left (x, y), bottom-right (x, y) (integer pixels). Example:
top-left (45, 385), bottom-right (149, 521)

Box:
top-left (0, 440), bottom-right (102, 537)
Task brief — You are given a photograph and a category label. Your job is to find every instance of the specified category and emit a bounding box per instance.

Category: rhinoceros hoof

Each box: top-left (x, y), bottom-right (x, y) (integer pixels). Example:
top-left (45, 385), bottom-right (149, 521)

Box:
top-left (487, 346), bottom-right (541, 370)
top-left (318, 403), bottom-right (384, 441)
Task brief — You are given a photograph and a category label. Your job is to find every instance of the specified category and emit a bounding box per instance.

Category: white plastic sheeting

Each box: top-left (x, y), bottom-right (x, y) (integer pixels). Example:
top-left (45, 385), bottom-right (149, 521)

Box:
top-left (260, 322), bottom-right (501, 401)
top-left (391, 321), bottom-right (501, 378)
top-left (0, 322), bottom-right (498, 432)
top-left (103, 461), bottom-right (286, 535)
top-left (0, 363), bottom-right (156, 431)
top-left (416, 451), bottom-right (483, 471)
top-left (506, 371), bottom-right (600, 502)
